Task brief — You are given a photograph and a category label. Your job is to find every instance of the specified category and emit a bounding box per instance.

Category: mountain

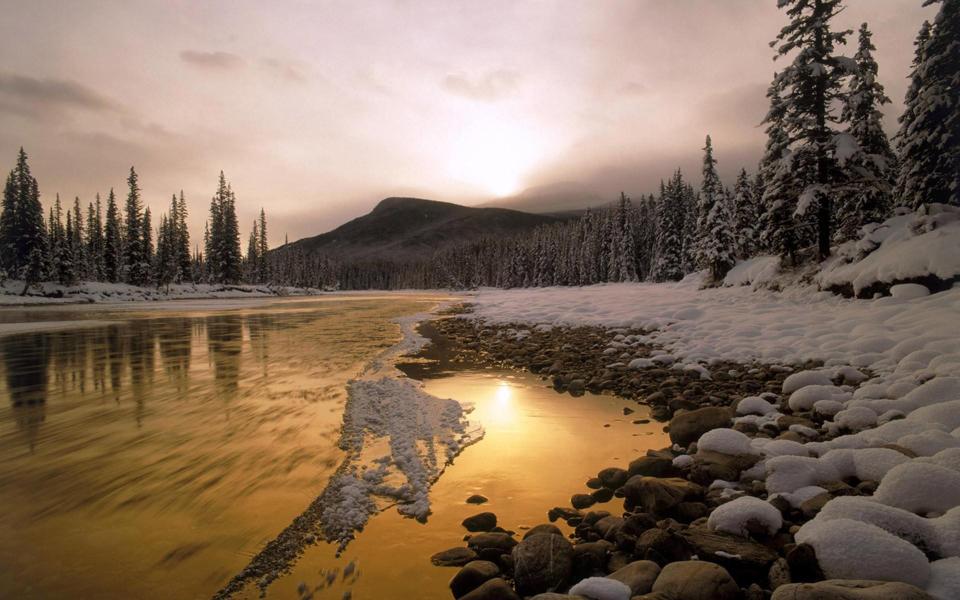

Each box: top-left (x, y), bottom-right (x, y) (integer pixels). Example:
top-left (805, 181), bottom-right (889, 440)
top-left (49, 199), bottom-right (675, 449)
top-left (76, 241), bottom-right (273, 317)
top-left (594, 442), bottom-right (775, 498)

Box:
top-left (283, 197), bottom-right (566, 262)
top-left (482, 181), bottom-right (607, 214)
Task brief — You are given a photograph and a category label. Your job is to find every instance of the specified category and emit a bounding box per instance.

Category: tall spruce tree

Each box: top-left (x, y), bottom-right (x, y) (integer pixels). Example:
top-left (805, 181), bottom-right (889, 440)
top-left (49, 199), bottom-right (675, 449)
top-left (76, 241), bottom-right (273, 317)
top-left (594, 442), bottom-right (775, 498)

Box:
top-left (760, 79), bottom-right (802, 265)
top-left (773, 0), bottom-right (854, 260)
top-left (732, 169), bottom-right (759, 258)
top-left (103, 189), bottom-right (122, 283)
top-left (895, 1), bottom-right (959, 208)
top-left (141, 207), bottom-right (153, 284)
top-left (651, 173), bottom-right (685, 282)
top-left (86, 195), bottom-right (105, 280)
top-left (175, 191), bottom-right (192, 282)
top-left (0, 149), bottom-right (47, 290)
top-left (697, 136), bottom-right (736, 284)
top-left (257, 208), bottom-right (269, 283)
top-left (835, 23), bottom-right (897, 242)
top-left (123, 167), bottom-right (148, 285)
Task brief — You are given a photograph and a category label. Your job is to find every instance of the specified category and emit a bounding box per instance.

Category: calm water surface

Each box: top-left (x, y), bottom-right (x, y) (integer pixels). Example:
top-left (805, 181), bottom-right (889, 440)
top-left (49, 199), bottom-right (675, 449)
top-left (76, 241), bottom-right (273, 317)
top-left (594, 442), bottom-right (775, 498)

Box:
top-left (0, 296), bottom-right (670, 600)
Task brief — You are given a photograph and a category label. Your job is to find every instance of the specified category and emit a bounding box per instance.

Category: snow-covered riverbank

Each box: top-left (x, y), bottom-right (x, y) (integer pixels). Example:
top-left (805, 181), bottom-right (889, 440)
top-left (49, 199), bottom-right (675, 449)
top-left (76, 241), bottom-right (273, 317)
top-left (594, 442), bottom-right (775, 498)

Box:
top-left (0, 280), bottom-right (326, 305)
top-left (456, 276), bottom-right (960, 598)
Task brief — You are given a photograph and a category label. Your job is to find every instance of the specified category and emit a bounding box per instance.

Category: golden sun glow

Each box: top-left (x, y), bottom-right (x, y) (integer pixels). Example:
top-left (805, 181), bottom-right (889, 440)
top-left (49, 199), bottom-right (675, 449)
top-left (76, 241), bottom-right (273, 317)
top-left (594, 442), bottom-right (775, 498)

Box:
top-left (445, 111), bottom-right (546, 198)
top-left (487, 380), bottom-right (516, 424)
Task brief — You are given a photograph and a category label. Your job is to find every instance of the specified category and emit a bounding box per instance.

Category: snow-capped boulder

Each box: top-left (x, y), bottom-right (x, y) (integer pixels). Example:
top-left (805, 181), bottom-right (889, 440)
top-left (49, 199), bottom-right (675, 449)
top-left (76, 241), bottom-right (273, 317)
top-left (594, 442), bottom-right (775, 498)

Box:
top-left (707, 496), bottom-right (782, 537)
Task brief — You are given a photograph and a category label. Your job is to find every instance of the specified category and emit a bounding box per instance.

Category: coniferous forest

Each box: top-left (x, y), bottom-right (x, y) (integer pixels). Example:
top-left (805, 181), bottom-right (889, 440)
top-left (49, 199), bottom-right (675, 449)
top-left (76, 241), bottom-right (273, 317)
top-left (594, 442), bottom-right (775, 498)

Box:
top-left (1, 1), bottom-right (957, 293)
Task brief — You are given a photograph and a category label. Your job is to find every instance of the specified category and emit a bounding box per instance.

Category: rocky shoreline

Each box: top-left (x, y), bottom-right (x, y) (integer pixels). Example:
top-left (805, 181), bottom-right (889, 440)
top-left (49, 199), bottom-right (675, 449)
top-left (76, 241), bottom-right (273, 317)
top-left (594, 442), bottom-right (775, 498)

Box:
top-left (423, 310), bottom-right (931, 600)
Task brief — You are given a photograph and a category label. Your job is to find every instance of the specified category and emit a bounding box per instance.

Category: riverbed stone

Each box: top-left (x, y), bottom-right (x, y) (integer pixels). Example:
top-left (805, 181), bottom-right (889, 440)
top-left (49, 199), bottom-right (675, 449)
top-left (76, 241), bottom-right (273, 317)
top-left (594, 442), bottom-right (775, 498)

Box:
top-left (651, 561), bottom-right (740, 600)
top-left (598, 467), bottom-right (629, 489)
top-left (431, 547), bottom-right (478, 567)
top-left (679, 526), bottom-right (778, 584)
top-left (466, 494), bottom-right (489, 505)
top-left (770, 580), bottom-right (935, 600)
top-left (606, 560), bottom-right (661, 595)
top-left (450, 560), bottom-right (500, 598)
top-left (523, 524), bottom-right (564, 540)
top-left (628, 455), bottom-right (675, 478)
top-left (668, 407), bottom-right (734, 446)
top-left (462, 512), bottom-right (498, 532)
top-left (512, 533), bottom-right (574, 596)
top-left (621, 476), bottom-right (703, 514)
top-left (458, 577), bottom-right (521, 600)
top-left (572, 494), bottom-right (596, 509)
top-left (467, 532), bottom-right (517, 555)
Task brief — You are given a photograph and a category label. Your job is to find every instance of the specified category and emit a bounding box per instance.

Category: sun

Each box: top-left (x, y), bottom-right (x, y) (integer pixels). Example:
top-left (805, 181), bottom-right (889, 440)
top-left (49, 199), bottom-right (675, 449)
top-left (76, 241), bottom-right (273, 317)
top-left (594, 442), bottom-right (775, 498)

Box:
top-left (445, 110), bottom-right (545, 198)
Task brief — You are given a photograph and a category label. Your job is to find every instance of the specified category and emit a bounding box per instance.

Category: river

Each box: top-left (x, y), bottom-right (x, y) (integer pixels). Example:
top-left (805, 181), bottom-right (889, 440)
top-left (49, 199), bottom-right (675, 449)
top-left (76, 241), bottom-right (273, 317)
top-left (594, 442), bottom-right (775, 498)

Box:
top-left (0, 295), bottom-right (668, 599)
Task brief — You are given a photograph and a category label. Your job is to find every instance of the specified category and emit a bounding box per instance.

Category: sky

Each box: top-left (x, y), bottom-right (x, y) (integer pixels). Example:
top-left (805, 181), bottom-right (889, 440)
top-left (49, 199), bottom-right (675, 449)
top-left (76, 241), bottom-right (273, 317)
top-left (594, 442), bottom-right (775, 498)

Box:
top-left (0, 0), bottom-right (937, 247)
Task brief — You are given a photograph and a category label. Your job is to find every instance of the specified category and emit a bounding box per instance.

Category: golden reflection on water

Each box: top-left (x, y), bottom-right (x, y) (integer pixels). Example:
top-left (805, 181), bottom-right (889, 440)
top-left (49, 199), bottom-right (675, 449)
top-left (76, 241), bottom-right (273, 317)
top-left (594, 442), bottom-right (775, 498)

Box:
top-left (0, 296), bottom-right (448, 600)
top-left (262, 370), bottom-right (671, 600)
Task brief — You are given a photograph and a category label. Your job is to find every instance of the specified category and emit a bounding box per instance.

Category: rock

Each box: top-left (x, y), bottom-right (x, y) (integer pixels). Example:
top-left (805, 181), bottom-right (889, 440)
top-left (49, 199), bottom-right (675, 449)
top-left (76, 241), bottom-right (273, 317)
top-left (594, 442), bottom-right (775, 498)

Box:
top-left (572, 540), bottom-right (612, 578)
top-left (770, 579), bottom-right (935, 600)
top-left (628, 455), bottom-right (675, 478)
top-left (635, 528), bottom-right (693, 564)
top-left (621, 476), bottom-right (703, 514)
top-left (467, 494), bottom-right (489, 505)
top-left (668, 407), bottom-right (734, 446)
top-left (679, 527), bottom-right (778, 585)
top-left (651, 561), bottom-right (741, 600)
top-left (800, 492), bottom-right (832, 518)
top-left (431, 547), bottom-right (479, 567)
top-left (689, 450), bottom-right (760, 484)
top-left (523, 524), bottom-right (564, 540)
top-left (672, 501), bottom-right (709, 523)
top-left (768, 558), bottom-right (792, 589)
top-left (459, 578), bottom-right (521, 600)
top-left (512, 534), bottom-right (574, 596)
top-left (572, 494), bottom-right (597, 509)
top-left (549, 507), bottom-right (583, 523)
top-left (592, 487), bottom-right (615, 503)
top-left (598, 467), bottom-right (630, 489)
top-left (529, 595), bottom-right (585, 600)
top-left (463, 512), bottom-right (498, 532)
top-left (623, 407), bottom-right (635, 415)
top-left (593, 515), bottom-right (624, 539)
top-left (569, 577), bottom-right (632, 600)
top-left (606, 560), bottom-right (661, 595)
top-left (786, 543), bottom-right (825, 583)
top-left (467, 532), bottom-right (518, 555)
top-left (450, 561), bottom-right (500, 598)
top-left (586, 477), bottom-right (603, 490)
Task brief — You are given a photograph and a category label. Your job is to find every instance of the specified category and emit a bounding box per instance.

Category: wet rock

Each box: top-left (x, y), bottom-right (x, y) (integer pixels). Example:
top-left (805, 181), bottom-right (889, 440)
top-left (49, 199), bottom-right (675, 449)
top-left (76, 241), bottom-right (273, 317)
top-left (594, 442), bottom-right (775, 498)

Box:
top-left (512, 534), bottom-right (574, 596)
top-left (622, 476), bottom-right (703, 514)
top-left (800, 493), bottom-right (832, 518)
top-left (431, 547), bottom-right (479, 567)
top-left (591, 488), bottom-right (615, 503)
top-left (548, 507), bottom-right (583, 524)
top-left (467, 532), bottom-right (517, 555)
top-left (467, 495), bottom-right (489, 505)
top-left (523, 524), bottom-right (564, 540)
top-left (623, 407), bottom-right (635, 415)
top-left (572, 494), bottom-right (597, 510)
top-left (769, 558), bottom-right (791, 589)
top-left (529, 595), bottom-right (585, 600)
top-left (770, 580), bottom-right (935, 600)
top-left (586, 477), bottom-right (603, 490)
top-left (668, 406), bottom-right (734, 446)
top-left (598, 467), bottom-right (630, 489)
top-left (605, 551), bottom-right (634, 573)
top-left (628, 455), bottom-right (675, 478)
top-left (650, 561), bottom-right (740, 600)
top-left (671, 501), bottom-right (709, 523)
top-left (689, 450), bottom-right (760, 485)
top-left (450, 560), bottom-right (500, 598)
top-left (593, 515), bottom-right (624, 540)
top-left (463, 512), bottom-right (498, 532)
top-left (606, 560), bottom-right (661, 595)
top-left (459, 577), bottom-right (521, 600)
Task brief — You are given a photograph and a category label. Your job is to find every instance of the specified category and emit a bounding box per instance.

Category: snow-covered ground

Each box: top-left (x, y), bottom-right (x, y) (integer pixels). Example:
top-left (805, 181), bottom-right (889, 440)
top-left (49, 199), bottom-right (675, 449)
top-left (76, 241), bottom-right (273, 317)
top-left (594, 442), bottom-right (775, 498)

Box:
top-left (467, 277), bottom-right (960, 598)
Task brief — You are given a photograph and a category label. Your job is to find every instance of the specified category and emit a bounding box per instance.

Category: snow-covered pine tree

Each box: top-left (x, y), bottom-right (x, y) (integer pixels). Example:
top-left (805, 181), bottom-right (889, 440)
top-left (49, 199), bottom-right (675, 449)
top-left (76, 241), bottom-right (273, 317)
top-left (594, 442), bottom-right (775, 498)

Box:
top-left (123, 167), bottom-right (148, 285)
top-left (679, 183), bottom-right (698, 274)
top-left (732, 169), bottom-right (759, 258)
top-left (71, 197), bottom-right (85, 280)
top-left (696, 136), bottom-right (736, 284)
top-left (773, 0), bottom-right (854, 260)
top-left (141, 207), bottom-right (153, 284)
top-left (103, 189), bottom-right (123, 283)
top-left (614, 193), bottom-right (639, 281)
top-left (895, 1), bottom-right (959, 208)
top-left (246, 221), bottom-right (260, 282)
top-left (175, 191), bottom-right (192, 282)
top-left (0, 149), bottom-right (48, 290)
top-left (835, 22), bottom-right (897, 242)
top-left (86, 195), bottom-right (105, 281)
top-left (220, 183), bottom-right (242, 284)
top-left (651, 174), bottom-right (685, 282)
top-left (256, 208), bottom-right (269, 284)
top-left (759, 78), bottom-right (802, 266)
